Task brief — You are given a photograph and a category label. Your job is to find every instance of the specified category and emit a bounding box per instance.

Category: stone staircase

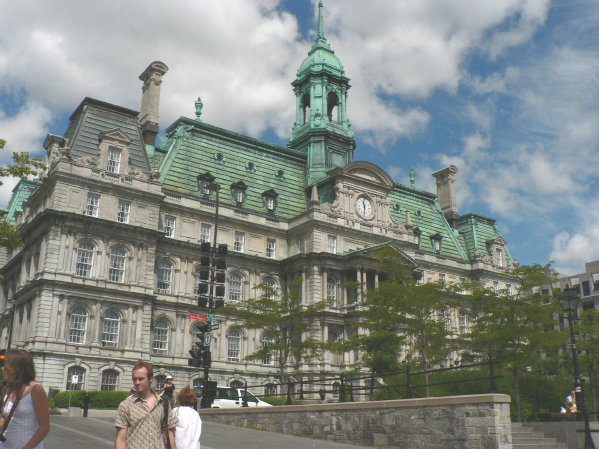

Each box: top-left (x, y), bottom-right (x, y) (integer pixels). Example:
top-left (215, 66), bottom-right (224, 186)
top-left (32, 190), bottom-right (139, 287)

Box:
top-left (511, 422), bottom-right (569, 449)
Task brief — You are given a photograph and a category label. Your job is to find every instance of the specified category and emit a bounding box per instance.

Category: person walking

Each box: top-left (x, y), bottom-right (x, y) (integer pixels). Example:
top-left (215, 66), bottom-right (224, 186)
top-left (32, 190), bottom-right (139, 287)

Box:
top-left (172, 387), bottom-right (201, 449)
top-left (0, 349), bottom-right (50, 449)
top-left (159, 376), bottom-right (176, 406)
top-left (114, 362), bottom-right (177, 449)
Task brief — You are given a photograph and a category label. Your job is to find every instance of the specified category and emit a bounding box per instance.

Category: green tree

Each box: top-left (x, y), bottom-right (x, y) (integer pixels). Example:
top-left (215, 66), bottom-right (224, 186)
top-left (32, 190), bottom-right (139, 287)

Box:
top-left (0, 139), bottom-right (46, 248)
top-left (461, 264), bottom-right (561, 421)
top-left (221, 277), bottom-right (331, 388)
top-left (577, 307), bottom-right (599, 414)
top-left (344, 247), bottom-right (457, 396)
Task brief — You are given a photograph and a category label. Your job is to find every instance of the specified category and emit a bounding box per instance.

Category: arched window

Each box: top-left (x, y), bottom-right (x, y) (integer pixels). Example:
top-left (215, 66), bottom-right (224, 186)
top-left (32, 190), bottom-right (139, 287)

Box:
top-left (302, 93), bottom-right (311, 124)
top-left (101, 310), bottom-right (120, 347)
top-left (227, 329), bottom-right (241, 362)
top-left (66, 366), bottom-right (85, 390)
top-left (229, 272), bottom-right (243, 302)
top-left (230, 380), bottom-right (244, 389)
top-left (328, 330), bottom-right (342, 365)
top-left (327, 276), bottom-right (338, 304)
top-left (193, 266), bottom-right (203, 296)
top-left (69, 306), bottom-right (88, 344)
top-left (101, 369), bottom-right (119, 390)
top-left (153, 319), bottom-right (169, 354)
top-left (157, 260), bottom-right (173, 293)
top-left (75, 242), bottom-right (94, 277)
top-left (263, 277), bottom-right (277, 299)
top-left (261, 335), bottom-right (275, 365)
top-left (192, 378), bottom-right (203, 391)
top-left (264, 384), bottom-right (277, 397)
top-left (327, 91), bottom-right (339, 122)
top-left (108, 246), bottom-right (127, 282)
top-left (154, 374), bottom-right (166, 390)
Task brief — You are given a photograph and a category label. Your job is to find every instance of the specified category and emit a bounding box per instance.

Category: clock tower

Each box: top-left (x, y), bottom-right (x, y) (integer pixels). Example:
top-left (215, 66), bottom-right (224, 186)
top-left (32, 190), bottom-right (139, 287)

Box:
top-left (289, 1), bottom-right (356, 186)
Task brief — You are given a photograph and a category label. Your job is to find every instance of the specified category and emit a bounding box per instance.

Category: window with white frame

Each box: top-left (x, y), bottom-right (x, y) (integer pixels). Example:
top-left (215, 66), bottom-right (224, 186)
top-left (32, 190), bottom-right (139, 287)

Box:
top-left (69, 306), bottom-right (88, 344)
top-left (107, 147), bottom-right (122, 173)
top-left (327, 235), bottom-right (337, 254)
top-left (439, 273), bottom-right (446, 286)
top-left (227, 329), bottom-right (241, 362)
top-left (101, 369), bottom-right (119, 390)
top-left (108, 246), bottom-right (126, 282)
top-left (327, 276), bottom-right (338, 303)
top-left (234, 231), bottom-right (245, 252)
top-left (153, 319), bottom-right (169, 354)
top-left (506, 284), bottom-right (513, 296)
top-left (117, 200), bottom-right (130, 223)
top-left (85, 193), bottom-right (100, 217)
top-left (157, 260), bottom-right (173, 293)
top-left (264, 384), bottom-right (277, 397)
top-left (263, 277), bottom-right (277, 299)
top-left (75, 242), bottom-right (94, 277)
top-left (458, 313), bottom-right (469, 334)
top-left (163, 215), bottom-right (176, 237)
top-left (193, 266), bottom-right (202, 295)
top-left (101, 310), bottom-right (120, 347)
top-left (494, 248), bottom-right (504, 267)
top-left (266, 238), bottom-right (276, 258)
top-left (493, 281), bottom-right (499, 293)
top-left (262, 336), bottom-right (275, 365)
top-left (229, 272), bottom-right (243, 302)
top-left (200, 223), bottom-right (212, 244)
top-left (66, 366), bottom-right (85, 390)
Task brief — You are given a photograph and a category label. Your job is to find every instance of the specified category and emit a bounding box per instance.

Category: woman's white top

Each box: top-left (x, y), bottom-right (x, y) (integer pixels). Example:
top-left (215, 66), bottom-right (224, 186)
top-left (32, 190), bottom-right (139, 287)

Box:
top-left (173, 406), bottom-right (202, 449)
top-left (0, 391), bottom-right (43, 449)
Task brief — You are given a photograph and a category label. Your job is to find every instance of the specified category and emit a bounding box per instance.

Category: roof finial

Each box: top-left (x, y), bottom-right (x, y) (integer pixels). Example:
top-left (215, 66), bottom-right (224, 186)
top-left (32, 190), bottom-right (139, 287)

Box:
top-left (409, 168), bottom-right (416, 187)
top-left (195, 97), bottom-right (203, 120)
top-left (317, 1), bottom-right (326, 42)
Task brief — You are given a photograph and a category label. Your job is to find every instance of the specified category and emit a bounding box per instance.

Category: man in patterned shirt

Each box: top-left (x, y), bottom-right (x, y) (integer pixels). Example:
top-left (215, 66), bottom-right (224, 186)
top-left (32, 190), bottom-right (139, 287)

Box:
top-left (114, 361), bottom-right (177, 449)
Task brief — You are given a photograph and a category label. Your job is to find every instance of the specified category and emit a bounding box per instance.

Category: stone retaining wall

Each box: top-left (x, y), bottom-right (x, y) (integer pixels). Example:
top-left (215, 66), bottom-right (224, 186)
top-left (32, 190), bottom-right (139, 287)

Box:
top-left (201, 393), bottom-right (512, 449)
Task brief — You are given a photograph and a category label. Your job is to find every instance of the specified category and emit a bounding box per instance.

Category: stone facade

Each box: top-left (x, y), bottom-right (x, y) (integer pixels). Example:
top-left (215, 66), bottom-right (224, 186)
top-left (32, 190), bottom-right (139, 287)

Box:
top-left (201, 394), bottom-right (513, 449)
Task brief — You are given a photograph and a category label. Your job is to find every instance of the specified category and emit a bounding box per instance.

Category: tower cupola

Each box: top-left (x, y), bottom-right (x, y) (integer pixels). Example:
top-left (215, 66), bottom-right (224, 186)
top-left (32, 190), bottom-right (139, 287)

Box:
top-left (289, 1), bottom-right (355, 186)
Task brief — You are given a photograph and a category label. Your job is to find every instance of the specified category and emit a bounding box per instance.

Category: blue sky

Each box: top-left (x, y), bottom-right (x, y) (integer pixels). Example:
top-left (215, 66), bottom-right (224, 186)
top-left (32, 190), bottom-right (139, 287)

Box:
top-left (1, 0), bottom-right (598, 274)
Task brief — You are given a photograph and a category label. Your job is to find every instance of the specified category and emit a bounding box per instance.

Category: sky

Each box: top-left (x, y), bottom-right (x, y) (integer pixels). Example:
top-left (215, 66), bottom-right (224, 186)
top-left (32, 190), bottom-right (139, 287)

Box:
top-left (1, 0), bottom-right (598, 275)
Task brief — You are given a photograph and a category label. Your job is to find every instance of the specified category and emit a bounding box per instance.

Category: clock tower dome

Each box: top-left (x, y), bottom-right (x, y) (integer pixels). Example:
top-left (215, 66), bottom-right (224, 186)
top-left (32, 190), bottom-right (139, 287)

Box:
top-left (289, 1), bottom-right (356, 186)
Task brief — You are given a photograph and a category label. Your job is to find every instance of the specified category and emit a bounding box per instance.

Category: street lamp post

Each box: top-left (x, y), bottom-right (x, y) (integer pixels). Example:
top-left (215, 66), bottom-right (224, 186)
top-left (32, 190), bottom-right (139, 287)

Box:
top-left (558, 288), bottom-right (596, 449)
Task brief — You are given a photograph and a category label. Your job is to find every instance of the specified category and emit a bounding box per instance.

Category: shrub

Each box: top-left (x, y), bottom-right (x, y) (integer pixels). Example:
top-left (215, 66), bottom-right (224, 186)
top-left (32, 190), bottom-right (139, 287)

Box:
top-left (53, 390), bottom-right (130, 409)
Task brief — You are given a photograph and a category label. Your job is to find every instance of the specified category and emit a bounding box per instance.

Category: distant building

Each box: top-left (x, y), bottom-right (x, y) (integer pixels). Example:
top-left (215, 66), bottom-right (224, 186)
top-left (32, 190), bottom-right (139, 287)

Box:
top-left (554, 261), bottom-right (599, 310)
top-left (0, 3), bottom-right (514, 396)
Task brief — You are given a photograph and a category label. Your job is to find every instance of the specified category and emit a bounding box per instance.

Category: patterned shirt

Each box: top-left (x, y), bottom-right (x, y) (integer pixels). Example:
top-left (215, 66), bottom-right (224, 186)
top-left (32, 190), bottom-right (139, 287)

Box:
top-left (115, 392), bottom-right (176, 449)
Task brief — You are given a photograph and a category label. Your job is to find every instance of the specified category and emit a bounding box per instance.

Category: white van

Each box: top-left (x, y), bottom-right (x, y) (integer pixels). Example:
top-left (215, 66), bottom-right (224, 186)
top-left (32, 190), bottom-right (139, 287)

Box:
top-left (210, 386), bottom-right (272, 408)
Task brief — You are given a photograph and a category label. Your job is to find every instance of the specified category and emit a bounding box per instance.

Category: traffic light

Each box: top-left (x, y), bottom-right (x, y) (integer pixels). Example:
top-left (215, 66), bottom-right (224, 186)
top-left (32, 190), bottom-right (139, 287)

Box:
top-left (188, 345), bottom-right (203, 367)
top-left (214, 244), bottom-right (227, 304)
top-left (0, 349), bottom-right (6, 367)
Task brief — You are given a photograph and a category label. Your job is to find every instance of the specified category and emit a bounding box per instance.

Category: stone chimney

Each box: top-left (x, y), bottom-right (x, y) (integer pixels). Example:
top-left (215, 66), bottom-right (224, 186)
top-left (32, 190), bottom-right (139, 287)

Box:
top-left (138, 61), bottom-right (169, 146)
top-left (432, 165), bottom-right (459, 228)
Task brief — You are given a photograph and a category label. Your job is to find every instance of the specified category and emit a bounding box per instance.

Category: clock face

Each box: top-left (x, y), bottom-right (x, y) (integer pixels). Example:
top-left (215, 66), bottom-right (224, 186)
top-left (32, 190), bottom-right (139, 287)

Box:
top-left (356, 196), bottom-right (373, 218)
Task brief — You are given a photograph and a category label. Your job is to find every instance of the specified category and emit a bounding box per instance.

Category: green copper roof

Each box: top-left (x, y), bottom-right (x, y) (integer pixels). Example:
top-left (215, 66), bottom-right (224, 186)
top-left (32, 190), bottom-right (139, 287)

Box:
top-left (150, 118), bottom-right (308, 219)
top-left (5, 179), bottom-right (37, 224)
top-left (457, 213), bottom-right (514, 262)
top-left (296, 1), bottom-right (345, 79)
top-left (389, 184), bottom-right (468, 260)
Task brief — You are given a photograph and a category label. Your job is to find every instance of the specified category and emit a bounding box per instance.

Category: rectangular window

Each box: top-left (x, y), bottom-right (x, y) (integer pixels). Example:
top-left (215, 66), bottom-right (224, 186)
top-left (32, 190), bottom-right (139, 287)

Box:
top-left (494, 248), bottom-right (504, 267)
top-left (582, 281), bottom-right (591, 296)
top-left (153, 328), bottom-right (168, 354)
top-left (266, 238), bottom-right (276, 258)
top-left (439, 273), bottom-right (446, 286)
top-left (101, 370), bottom-right (118, 391)
top-left (493, 281), bottom-right (499, 293)
top-left (459, 314), bottom-right (469, 334)
top-left (200, 223), bottom-right (212, 244)
top-left (107, 147), bottom-right (121, 173)
top-left (85, 193), bottom-right (100, 217)
top-left (506, 284), bottom-right (513, 295)
top-left (234, 231), bottom-right (245, 252)
top-left (298, 238), bottom-right (305, 254)
top-left (327, 235), bottom-right (337, 254)
top-left (117, 200), bottom-right (130, 223)
top-left (163, 215), bottom-right (176, 237)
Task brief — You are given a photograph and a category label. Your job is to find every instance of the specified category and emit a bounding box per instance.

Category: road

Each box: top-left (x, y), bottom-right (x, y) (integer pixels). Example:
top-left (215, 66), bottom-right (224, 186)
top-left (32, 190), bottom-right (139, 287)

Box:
top-left (46, 415), bottom-right (370, 449)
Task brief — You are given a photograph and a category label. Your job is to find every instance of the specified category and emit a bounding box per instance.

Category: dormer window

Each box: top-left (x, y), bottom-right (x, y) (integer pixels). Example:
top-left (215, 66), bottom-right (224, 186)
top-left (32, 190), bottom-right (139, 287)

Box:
top-left (231, 181), bottom-right (247, 206)
top-left (262, 189), bottom-right (278, 213)
top-left (197, 172), bottom-right (215, 198)
top-left (107, 147), bottom-right (121, 173)
top-left (431, 233), bottom-right (443, 254)
top-left (494, 248), bottom-right (504, 267)
top-left (486, 237), bottom-right (507, 268)
top-left (246, 161), bottom-right (256, 173)
top-left (413, 227), bottom-right (422, 247)
top-left (275, 169), bottom-right (285, 180)
top-left (215, 152), bottom-right (225, 164)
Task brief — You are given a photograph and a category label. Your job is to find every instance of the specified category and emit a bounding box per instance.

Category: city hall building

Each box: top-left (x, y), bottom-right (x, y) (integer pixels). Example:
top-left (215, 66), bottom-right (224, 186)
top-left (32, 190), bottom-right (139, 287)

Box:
top-left (0, 4), bottom-right (515, 396)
